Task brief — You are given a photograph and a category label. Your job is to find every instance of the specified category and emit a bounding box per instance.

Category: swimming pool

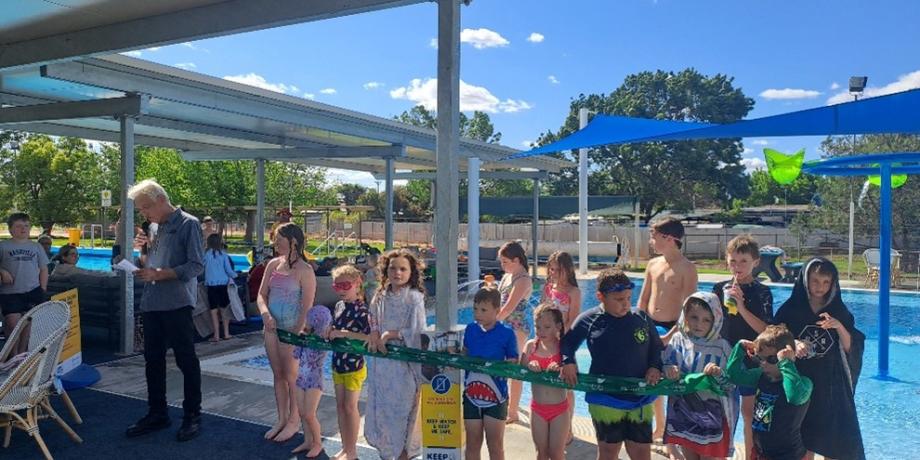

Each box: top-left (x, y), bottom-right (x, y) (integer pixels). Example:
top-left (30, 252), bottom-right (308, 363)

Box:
top-left (66, 247), bottom-right (252, 272)
top-left (437, 279), bottom-right (919, 458)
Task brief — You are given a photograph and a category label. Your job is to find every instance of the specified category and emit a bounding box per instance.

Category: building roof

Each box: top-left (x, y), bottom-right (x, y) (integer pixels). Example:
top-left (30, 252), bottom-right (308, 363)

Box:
top-left (0, 55), bottom-right (572, 174)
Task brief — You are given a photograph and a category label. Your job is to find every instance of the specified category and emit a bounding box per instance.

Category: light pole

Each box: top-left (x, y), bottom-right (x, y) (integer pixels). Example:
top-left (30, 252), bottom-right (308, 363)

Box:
top-left (847, 76), bottom-right (867, 280)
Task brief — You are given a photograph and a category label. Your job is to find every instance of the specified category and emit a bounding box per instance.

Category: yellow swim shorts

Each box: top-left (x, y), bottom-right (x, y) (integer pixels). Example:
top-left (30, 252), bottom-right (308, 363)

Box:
top-left (332, 367), bottom-right (367, 392)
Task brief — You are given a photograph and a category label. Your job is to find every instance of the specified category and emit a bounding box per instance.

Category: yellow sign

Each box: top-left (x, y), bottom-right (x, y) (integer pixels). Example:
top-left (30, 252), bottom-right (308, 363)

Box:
top-left (51, 289), bottom-right (82, 375)
top-left (421, 370), bottom-right (463, 459)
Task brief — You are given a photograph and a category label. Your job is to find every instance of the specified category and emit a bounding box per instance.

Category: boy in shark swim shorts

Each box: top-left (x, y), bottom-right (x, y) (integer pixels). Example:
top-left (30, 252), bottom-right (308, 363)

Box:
top-left (463, 287), bottom-right (519, 459)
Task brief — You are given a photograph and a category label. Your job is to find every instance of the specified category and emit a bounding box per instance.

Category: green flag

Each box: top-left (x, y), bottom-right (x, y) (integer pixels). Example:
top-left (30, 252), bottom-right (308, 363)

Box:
top-left (764, 148), bottom-right (805, 185)
top-left (867, 164), bottom-right (908, 188)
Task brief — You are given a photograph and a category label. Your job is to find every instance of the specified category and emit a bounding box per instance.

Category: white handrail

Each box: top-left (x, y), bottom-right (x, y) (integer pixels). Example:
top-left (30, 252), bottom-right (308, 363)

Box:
top-left (330, 232), bottom-right (358, 256)
top-left (80, 224), bottom-right (103, 248)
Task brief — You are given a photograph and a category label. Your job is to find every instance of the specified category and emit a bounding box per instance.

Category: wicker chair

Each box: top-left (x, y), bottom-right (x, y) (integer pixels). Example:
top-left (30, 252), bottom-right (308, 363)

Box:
top-left (0, 300), bottom-right (82, 426)
top-left (0, 301), bottom-right (82, 459)
top-left (862, 249), bottom-right (903, 288)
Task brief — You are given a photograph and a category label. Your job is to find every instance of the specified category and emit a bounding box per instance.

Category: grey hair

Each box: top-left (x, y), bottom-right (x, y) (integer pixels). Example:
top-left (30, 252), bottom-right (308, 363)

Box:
top-left (127, 179), bottom-right (170, 203)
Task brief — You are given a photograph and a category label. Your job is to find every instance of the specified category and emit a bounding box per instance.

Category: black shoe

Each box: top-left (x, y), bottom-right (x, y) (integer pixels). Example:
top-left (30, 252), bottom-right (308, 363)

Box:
top-left (176, 414), bottom-right (201, 442)
top-left (126, 413), bottom-right (171, 438)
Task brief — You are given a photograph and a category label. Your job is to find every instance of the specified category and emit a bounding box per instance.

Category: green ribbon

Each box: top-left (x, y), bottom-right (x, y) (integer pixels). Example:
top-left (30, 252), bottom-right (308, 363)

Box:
top-left (277, 330), bottom-right (727, 396)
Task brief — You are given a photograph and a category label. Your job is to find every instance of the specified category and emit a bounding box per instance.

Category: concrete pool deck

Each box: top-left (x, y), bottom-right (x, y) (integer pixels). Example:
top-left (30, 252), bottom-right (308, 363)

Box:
top-left (90, 331), bottom-right (685, 459)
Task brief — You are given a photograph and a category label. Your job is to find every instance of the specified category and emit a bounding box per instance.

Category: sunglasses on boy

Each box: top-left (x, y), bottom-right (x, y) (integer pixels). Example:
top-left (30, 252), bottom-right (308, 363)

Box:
top-left (332, 281), bottom-right (355, 292)
top-left (752, 353), bottom-right (779, 365)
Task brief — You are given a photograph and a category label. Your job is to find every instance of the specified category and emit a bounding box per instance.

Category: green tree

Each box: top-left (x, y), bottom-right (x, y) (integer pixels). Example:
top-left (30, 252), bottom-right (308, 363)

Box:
top-left (744, 169), bottom-right (826, 206)
top-left (0, 135), bottom-right (104, 232)
top-left (333, 183), bottom-right (370, 206)
top-left (394, 104), bottom-right (527, 206)
top-left (538, 69), bottom-right (754, 221)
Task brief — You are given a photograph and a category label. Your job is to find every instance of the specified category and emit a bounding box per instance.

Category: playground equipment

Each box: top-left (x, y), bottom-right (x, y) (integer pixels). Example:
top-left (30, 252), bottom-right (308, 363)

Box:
top-left (311, 230), bottom-right (361, 258)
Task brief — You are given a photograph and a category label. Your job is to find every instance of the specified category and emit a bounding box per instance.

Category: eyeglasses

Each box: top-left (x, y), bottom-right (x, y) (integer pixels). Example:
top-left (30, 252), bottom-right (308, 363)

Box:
top-left (332, 281), bottom-right (355, 291)
top-left (752, 353), bottom-right (779, 365)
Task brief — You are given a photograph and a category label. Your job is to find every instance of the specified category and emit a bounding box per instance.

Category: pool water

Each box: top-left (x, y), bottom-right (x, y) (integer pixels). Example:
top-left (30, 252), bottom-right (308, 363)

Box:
top-left (438, 279), bottom-right (920, 458)
top-left (66, 247), bottom-right (252, 272)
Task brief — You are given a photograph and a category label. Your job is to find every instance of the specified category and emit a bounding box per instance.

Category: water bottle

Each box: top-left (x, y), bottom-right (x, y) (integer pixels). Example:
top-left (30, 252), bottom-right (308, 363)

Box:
top-left (723, 282), bottom-right (738, 315)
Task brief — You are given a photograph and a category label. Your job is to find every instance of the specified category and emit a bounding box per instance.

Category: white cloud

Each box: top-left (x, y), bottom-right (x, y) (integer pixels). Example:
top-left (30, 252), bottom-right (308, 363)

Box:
top-left (320, 88), bottom-right (337, 95)
top-left (303, 93), bottom-right (315, 100)
top-left (751, 139), bottom-right (769, 146)
top-left (527, 32), bottom-right (545, 43)
top-left (521, 140), bottom-right (534, 148)
top-left (830, 82), bottom-right (840, 90)
top-left (223, 73), bottom-right (300, 95)
top-left (390, 78), bottom-right (533, 114)
top-left (742, 147), bottom-right (754, 155)
top-left (548, 75), bottom-right (560, 84)
top-left (121, 46), bottom-right (162, 58)
top-left (741, 158), bottom-right (767, 174)
top-left (325, 169), bottom-right (405, 188)
top-left (429, 38), bottom-right (438, 49)
top-left (461, 28), bottom-right (510, 49)
top-left (363, 81), bottom-right (384, 90)
top-left (760, 88), bottom-right (822, 100)
top-left (826, 70), bottom-right (920, 105)
top-left (174, 62), bottom-right (197, 70)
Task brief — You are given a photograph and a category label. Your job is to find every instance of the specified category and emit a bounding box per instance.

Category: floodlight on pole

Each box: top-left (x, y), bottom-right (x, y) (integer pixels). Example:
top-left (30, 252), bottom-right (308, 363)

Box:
top-left (849, 76), bottom-right (868, 94)
top-left (847, 76), bottom-right (867, 280)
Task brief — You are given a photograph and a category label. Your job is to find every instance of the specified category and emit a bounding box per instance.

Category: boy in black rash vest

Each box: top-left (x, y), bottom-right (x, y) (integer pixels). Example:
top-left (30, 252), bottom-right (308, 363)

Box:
top-left (712, 234), bottom-right (774, 456)
top-left (721, 324), bottom-right (812, 460)
top-left (561, 268), bottom-right (663, 460)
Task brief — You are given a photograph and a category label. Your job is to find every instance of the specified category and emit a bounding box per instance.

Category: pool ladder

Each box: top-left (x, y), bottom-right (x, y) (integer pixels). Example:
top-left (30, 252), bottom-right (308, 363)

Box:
top-left (80, 224), bottom-right (104, 248)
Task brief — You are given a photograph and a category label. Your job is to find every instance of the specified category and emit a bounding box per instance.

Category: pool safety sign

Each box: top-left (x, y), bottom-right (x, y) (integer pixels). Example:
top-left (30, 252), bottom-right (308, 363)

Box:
top-left (101, 190), bottom-right (112, 207)
top-left (51, 289), bottom-right (82, 375)
top-left (421, 371), bottom-right (463, 460)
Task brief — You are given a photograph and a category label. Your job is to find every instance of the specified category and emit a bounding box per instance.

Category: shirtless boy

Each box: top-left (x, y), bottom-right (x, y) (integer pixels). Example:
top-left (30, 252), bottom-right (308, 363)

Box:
top-left (637, 217), bottom-right (698, 444)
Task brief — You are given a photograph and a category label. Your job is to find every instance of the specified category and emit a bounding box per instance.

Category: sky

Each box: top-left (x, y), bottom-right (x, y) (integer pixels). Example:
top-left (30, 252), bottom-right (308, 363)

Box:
top-left (123, 0), bottom-right (920, 188)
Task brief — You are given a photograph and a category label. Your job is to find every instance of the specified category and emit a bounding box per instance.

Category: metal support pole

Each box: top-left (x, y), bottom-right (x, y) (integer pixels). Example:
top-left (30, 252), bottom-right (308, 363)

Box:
top-left (878, 164), bottom-right (892, 377)
top-left (118, 115), bottom-right (135, 355)
top-left (848, 199), bottom-right (855, 279)
top-left (255, 159), bottom-right (266, 261)
top-left (633, 200), bottom-right (641, 269)
top-left (578, 108), bottom-right (589, 274)
top-left (385, 157), bottom-right (394, 250)
top-left (468, 158), bottom-right (480, 283)
top-left (532, 178), bottom-right (540, 278)
top-left (435, 0), bottom-right (460, 330)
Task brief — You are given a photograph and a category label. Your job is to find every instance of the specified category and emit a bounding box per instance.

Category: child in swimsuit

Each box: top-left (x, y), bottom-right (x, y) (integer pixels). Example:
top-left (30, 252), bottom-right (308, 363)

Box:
top-left (496, 241), bottom-right (533, 423)
top-left (542, 251), bottom-right (582, 331)
top-left (522, 304), bottom-right (569, 460)
top-left (542, 251), bottom-right (582, 444)
top-left (292, 306), bottom-right (332, 458)
top-left (256, 223), bottom-right (317, 443)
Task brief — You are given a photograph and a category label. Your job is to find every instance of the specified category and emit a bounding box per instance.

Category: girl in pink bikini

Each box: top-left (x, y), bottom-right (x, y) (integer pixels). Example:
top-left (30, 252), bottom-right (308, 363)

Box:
top-left (542, 251), bottom-right (581, 444)
top-left (522, 304), bottom-right (569, 460)
top-left (542, 251), bottom-right (582, 331)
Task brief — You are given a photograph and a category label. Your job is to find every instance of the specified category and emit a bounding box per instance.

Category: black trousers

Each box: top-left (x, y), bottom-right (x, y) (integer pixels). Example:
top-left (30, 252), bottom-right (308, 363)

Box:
top-left (142, 306), bottom-right (201, 417)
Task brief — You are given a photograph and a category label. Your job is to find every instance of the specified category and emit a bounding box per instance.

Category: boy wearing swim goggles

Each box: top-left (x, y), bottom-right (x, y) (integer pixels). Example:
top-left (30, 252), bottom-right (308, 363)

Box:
top-left (560, 268), bottom-right (663, 460)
